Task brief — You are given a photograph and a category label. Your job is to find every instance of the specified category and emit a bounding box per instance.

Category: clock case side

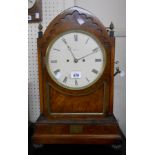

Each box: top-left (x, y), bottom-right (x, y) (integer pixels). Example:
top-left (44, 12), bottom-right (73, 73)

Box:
top-left (37, 7), bottom-right (115, 118)
top-left (109, 38), bottom-right (115, 114)
top-left (37, 34), bottom-right (44, 113)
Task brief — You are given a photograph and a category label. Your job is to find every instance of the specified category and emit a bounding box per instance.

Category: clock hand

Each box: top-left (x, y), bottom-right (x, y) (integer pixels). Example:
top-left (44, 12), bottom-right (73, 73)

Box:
top-left (67, 45), bottom-right (77, 60)
top-left (77, 50), bottom-right (98, 61)
top-left (62, 38), bottom-right (77, 60)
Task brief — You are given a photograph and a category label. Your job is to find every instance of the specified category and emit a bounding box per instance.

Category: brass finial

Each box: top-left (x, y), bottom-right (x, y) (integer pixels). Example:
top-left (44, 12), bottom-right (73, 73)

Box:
top-left (38, 23), bottom-right (43, 31)
top-left (109, 22), bottom-right (114, 37)
top-left (38, 23), bottom-right (43, 38)
top-left (110, 22), bottom-right (114, 30)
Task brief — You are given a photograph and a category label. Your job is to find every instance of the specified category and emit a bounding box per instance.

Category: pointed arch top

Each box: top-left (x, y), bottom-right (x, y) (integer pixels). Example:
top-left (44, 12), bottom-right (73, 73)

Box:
top-left (42, 6), bottom-right (114, 46)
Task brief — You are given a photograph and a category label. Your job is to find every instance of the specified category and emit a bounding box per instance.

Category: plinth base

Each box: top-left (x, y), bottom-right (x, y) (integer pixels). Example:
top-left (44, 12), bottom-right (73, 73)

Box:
top-left (32, 115), bottom-right (122, 144)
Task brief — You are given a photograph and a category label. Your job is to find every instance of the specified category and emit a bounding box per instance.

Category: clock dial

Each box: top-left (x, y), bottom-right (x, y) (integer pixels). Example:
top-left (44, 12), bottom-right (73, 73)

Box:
top-left (28, 0), bottom-right (36, 9)
top-left (46, 31), bottom-right (106, 90)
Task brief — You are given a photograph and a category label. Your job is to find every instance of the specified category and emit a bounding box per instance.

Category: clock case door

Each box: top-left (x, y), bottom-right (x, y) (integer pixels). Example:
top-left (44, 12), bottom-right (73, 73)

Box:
top-left (37, 7), bottom-right (115, 120)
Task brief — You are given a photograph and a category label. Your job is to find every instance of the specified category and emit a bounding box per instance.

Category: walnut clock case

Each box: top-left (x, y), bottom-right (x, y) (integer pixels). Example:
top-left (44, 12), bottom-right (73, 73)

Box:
top-left (32, 7), bottom-right (123, 145)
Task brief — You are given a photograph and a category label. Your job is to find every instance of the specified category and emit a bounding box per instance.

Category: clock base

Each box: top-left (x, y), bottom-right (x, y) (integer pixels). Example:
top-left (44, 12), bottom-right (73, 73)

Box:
top-left (32, 115), bottom-right (123, 144)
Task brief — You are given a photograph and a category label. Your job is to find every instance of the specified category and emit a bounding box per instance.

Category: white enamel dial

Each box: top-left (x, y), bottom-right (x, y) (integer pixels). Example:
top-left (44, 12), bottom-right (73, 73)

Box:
top-left (28, 0), bottom-right (36, 9)
top-left (46, 31), bottom-right (106, 90)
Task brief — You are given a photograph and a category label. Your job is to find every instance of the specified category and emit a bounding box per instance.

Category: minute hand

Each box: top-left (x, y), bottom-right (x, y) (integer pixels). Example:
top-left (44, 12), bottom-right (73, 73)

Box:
top-left (77, 50), bottom-right (98, 61)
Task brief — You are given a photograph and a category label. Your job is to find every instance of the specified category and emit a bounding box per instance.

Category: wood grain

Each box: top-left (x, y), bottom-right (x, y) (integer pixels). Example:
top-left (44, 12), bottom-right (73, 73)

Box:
top-left (32, 115), bottom-right (122, 144)
top-left (49, 85), bottom-right (104, 113)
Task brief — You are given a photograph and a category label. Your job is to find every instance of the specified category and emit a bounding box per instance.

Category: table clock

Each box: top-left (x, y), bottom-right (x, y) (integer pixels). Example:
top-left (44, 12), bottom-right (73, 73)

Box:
top-left (32, 6), bottom-right (123, 145)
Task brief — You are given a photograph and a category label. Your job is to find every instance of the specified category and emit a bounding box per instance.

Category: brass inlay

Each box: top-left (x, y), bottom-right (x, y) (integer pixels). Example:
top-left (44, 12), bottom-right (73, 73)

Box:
top-left (70, 125), bottom-right (83, 134)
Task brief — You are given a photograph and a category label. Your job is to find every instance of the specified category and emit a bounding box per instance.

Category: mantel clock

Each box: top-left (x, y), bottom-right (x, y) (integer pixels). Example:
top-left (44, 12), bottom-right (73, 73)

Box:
top-left (28, 0), bottom-right (42, 23)
top-left (32, 7), bottom-right (123, 145)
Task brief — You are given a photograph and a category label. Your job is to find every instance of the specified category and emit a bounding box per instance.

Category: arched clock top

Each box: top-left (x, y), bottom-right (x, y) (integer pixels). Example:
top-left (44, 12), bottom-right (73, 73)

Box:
top-left (41, 7), bottom-right (114, 47)
top-left (36, 7), bottom-right (115, 96)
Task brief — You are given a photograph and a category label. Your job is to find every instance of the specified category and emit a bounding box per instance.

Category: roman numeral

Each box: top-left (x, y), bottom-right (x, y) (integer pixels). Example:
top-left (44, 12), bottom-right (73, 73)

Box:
top-left (95, 59), bottom-right (102, 62)
top-left (53, 48), bottom-right (60, 52)
top-left (93, 47), bottom-right (99, 53)
top-left (92, 69), bottom-right (98, 74)
top-left (85, 37), bottom-right (89, 44)
top-left (63, 76), bottom-right (68, 83)
top-left (75, 79), bottom-right (78, 86)
top-left (51, 60), bottom-right (57, 63)
top-left (62, 38), bottom-right (67, 44)
top-left (74, 34), bottom-right (78, 41)
top-left (54, 69), bottom-right (60, 75)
